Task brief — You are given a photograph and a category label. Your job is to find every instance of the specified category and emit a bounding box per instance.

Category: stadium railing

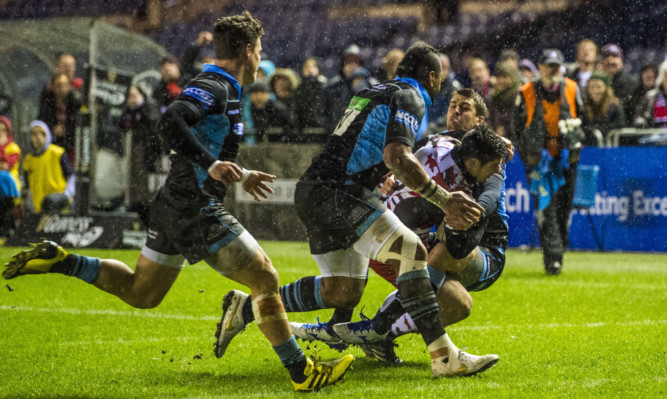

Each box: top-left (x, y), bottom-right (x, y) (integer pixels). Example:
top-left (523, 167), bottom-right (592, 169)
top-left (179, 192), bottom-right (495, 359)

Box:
top-left (606, 128), bottom-right (667, 147)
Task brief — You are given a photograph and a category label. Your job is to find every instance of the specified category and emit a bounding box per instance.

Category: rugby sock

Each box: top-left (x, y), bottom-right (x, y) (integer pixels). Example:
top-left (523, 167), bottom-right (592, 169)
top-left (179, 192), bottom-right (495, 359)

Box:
top-left (372, 291), bottom-right (405, 334)
top-left (51, 255), bottom-right (101, 284)
top-left (279, 276), bottom-right (327, 313)
top-left (396, 270), bottom-right (444, 346)
top-left (273, 336), bottom-right (308, 383)
top-left (241, 276), bottom-right (326, 324)
top-left (373, 266), bottom-right (446, 335)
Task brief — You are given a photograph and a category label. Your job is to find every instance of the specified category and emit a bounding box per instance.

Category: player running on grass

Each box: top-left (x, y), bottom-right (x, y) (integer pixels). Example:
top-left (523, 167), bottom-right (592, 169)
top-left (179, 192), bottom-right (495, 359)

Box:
top-left (214, 43), bottom-right (494, 378)
top-left (332, 124), bottom-right (509, 367)
top-left (3, 12), bottom-right (353, 392)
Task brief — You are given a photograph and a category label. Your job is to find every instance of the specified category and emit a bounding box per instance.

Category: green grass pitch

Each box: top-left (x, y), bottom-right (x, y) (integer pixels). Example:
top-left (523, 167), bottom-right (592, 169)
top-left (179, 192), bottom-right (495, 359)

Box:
top-left (1, 242), bottom-right (665, 398)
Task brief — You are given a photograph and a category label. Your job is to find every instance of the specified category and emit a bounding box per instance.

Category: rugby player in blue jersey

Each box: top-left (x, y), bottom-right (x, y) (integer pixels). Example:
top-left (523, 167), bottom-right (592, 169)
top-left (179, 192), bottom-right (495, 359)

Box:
top-left (334, 124), bottom-right (508, 370)
top-left (4, 12), bottom-right (353, 391)
top-left (217, 43), bottom-right (490, 378)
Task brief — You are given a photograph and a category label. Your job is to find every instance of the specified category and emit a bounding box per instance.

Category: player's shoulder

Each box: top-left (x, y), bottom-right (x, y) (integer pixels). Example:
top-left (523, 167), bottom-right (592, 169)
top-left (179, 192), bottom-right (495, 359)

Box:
top-left (390, 82), bottom-right (424, 111)
top-left (180, 72), bottom-right (233, 110)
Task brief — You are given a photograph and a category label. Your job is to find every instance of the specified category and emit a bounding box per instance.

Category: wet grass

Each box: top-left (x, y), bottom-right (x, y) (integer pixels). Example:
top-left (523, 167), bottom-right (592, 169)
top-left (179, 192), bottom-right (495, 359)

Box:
top-left (1, 243), bottom-right (665, 398)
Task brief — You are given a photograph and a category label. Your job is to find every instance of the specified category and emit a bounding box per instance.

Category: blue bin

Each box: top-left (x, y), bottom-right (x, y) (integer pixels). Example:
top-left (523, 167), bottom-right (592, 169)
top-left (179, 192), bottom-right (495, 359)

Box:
top-left (573, 165), bottom-right (599, 208)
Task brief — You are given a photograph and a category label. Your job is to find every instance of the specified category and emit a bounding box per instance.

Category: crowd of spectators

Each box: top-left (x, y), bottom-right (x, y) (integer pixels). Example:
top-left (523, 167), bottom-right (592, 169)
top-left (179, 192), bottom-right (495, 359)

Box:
top-left (0, 28), bottom-right (665, 241)
top-left (223, 38), bottom-right (665, 148)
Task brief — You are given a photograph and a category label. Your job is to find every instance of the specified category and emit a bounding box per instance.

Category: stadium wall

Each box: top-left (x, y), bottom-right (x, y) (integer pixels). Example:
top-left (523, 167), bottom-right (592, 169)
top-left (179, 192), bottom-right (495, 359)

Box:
top-left (232, 144), bottom-right (667, 253)
top-left (8, 144), bottom-right (666, 253)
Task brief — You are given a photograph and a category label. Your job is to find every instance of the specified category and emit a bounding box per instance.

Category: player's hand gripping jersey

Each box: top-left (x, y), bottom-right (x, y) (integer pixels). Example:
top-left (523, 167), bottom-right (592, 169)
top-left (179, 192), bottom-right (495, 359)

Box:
top-left (372, 134), bottom-right (509, 290)
top-left (301, 78), bottom-right (430, 189)
top-left (158, 64), bottom-right (244, 203)
top-left (384, 135), bottom-right (481, 240)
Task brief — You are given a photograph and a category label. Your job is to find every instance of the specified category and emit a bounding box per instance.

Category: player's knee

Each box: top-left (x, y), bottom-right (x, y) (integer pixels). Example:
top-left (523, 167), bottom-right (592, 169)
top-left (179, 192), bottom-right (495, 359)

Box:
top-left (377, 226), bottom-right (427, 278)
top-left (127, 291), bottom-right (166, 309)
top-left (247, 255), bottom-right (280, 294)
top-left (457, 294), bottom-right (473, 319)
top-left (320, 277), bottom-right (364, 308)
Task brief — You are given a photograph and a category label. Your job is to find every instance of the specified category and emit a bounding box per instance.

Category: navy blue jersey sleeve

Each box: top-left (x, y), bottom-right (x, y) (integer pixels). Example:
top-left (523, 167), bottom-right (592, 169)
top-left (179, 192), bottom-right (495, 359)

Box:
top-left (386, 88), bottom-right (425, 149)
top-left (156, 77), bottom-right (228, 170)
top-left (218, 124), bottom-right (240, 163)
top-left (477, 172), bottom-right (503, 217)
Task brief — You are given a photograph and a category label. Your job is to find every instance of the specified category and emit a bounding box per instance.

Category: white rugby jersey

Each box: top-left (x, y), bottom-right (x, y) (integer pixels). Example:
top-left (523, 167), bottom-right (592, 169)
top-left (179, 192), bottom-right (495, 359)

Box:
top-left (385, 136), bottom-right (477, 212)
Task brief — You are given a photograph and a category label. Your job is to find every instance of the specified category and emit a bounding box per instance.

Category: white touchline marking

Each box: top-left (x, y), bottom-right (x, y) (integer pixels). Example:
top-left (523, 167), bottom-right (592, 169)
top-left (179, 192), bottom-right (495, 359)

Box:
top-left (0, 305), bottom-right (218, 321)
top-left (452, 319), bottom-right (667, 332)
top-left (1, 305), bottom-right (665, 332)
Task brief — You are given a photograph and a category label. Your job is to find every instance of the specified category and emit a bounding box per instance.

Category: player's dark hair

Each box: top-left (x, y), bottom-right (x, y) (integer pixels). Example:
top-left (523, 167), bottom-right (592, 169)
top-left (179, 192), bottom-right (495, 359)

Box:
top-left (452, 88), bottom-right (488, 118)
top-left (395, 42), bottom-right (440, 82)
top-left (459, 123), bottom-right (506, 165)
top-left (213, 11), bottom-right (264, 60)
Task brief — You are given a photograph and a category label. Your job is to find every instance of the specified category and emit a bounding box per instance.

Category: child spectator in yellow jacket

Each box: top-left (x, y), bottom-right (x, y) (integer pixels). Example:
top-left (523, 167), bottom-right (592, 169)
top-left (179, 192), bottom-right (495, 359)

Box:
top-left (23, 120), bottom-right (75, 214)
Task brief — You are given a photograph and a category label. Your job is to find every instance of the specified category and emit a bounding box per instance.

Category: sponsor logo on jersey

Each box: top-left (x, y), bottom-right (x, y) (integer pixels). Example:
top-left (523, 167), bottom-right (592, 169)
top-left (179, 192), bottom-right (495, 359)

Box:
top-left (395, 109), bottom-right (419, 134)
top-left (233, 123), bottom-right (244, 136)
top-left (183, 86), bottom-right (215, 108)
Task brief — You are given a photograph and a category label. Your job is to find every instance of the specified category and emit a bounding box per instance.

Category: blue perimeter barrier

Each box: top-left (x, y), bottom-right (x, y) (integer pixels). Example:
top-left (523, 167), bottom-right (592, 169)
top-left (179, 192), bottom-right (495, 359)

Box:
top-left (505, 147), bottom-right (667, 253)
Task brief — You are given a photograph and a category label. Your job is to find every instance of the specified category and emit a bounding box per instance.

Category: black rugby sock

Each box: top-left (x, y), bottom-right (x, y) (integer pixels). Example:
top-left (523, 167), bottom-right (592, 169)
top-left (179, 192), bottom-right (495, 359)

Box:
top-left (397, 273), bottom-right (444, 345)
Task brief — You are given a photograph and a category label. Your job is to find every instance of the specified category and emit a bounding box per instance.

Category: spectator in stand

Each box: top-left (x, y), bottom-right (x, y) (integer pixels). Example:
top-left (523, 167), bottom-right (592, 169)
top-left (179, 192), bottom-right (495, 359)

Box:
top-left (582, 72), bottom-right (626, 145)
top-left (37, 72), bottom-right (82, 165)
top-left (567, 39), bottom-right (598, 89)
top-left (323, 44), bottom-right (379, 131)
top-left (270, 68), bottom-right (300, 138)
top-left (245, 82), bottom-right (293, 142)
top-left (0, 116), bottom-right (21, 240)
top-left (626, 63), bottom-right (658, 124)
top-left (293, 58), bottom-right (327, 131)
top-left (600, 43), bottom-right (636, 122)
top-left (119, 85), bottom-right (162, 225)
top-left (429, 53), bottom-right (463, 128)
top-left (256, 59), bottom-right (276, 83)
top-left (468, 57), bottom-right (492, 99)
top-left (153, 56), bottom-right (182, 114)
top-left (634, 60), bottom-right (667, 129)
top-left (39, 54), bottom-right (84, 96)
top-left (519, 58), bottom-right (539, 83)
top-left (489, 62), bottom-right (521, 140)
top-left (379, 48), bottom-right (405, 81)
top-left (498, 49), bottom-right (520, 71)
top-left (181, 31), bottom-right (216, 82)
top-left (241, 58), bottom-right (277, 145)
top-left (22, 120), bottom-right (75, 215)
top-left (270, 68), bottom-right (300, 130)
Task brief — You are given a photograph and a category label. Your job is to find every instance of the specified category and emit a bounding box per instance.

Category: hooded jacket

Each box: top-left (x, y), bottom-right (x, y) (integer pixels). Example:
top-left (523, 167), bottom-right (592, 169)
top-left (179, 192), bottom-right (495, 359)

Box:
top-left (23, 120), bottom-right (75, 213)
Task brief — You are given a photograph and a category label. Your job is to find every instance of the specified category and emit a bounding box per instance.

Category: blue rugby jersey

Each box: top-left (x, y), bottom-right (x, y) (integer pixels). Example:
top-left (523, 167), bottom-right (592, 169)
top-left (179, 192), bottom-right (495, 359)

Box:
top-left (301, 78), bottom-right (432, 190)
top-left (157, 64), bottom-right (244, 203)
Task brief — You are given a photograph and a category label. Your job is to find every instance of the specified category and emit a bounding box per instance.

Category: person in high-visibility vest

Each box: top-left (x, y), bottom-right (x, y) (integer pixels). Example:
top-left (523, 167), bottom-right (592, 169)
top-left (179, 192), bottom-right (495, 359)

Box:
top-left (512, 49), bottom-right (585, 276)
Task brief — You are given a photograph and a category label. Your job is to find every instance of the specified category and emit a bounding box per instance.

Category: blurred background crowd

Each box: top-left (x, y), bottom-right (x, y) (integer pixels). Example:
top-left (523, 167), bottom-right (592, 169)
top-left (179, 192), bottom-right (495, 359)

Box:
top-left (0, 0), bottom-right (665, 242)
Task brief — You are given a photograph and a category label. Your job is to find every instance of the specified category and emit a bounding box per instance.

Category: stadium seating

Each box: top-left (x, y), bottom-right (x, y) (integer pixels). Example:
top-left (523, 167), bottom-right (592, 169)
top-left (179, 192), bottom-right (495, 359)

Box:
top-left (0, 0), bottom-right (662, 76)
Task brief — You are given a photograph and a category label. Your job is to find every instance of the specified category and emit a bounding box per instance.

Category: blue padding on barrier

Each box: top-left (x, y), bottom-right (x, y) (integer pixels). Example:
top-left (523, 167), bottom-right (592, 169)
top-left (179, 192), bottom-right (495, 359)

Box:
top-left (504, 147), bottom-right (667, 252)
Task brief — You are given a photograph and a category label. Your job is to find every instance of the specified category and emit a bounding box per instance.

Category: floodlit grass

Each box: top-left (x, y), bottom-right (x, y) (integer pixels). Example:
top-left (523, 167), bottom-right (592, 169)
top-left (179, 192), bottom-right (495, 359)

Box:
top-left (1, 243), bottom-right (665, 398)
